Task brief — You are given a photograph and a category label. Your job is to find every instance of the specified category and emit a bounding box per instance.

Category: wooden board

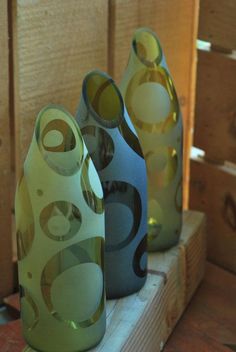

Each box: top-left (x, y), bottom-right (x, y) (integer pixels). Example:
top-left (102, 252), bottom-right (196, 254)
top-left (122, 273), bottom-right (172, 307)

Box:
top-left (12, 0), bottom-right (108, 175)
top-left (198, 0), bottom-right (236, 50)
top-left (120, 211), bottom-right (205, 352)
top-left (0, 320), bottom-right (25, 352)
top-left (4, 264), bottom-right (236, 352)
top-left (3, 293), bottom-right (20, 319)
top-left (109, 0), bottom-right (200, 207)
top-left (2, 211), bottom-right (205, 352)
top-left (190, 157), bottom-right (236, 273)
top-left (165, 262), bottom-right (236, 351)
top-left (194, 49), bottom-right (236, 163)
top-left (0, 0), bottom-right (14, 301)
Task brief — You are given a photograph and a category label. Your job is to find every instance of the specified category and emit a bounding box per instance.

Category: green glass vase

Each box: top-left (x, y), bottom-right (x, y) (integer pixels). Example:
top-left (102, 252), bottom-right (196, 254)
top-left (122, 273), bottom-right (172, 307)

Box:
top-left (120, 28), bottom-right (183, 251)
top-left (15, 105), bottom-right (106, 351)
top-left (76, 70), bottom-right (147, 299)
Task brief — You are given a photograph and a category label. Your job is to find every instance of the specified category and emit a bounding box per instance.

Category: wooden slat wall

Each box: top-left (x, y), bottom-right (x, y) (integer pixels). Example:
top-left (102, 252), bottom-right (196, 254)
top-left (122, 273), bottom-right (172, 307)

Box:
top-left (194, 49), bottom-right (236, 163)
top-left (190, 0), bottom-right (236, 273)
top-left (109, 0), bottom-right (200, 207)
top-left (190, 158), bottom-right (236, 273)
top-left (0, 0), bottom-right (199, 297)
top-left (12, 0), bottom-right (108, 175)
top-left (0, 0), bottom-right (14, 301)
top-left (198, 0), bottom-right (236, 50)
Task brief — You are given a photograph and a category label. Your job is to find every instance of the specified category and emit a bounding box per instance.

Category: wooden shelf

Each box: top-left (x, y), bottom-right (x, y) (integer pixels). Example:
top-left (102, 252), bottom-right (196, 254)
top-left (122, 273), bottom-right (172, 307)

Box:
top-left (164, 262), bottom-right (236, 351)
top-left (1, 210), bottom-right (206, 352)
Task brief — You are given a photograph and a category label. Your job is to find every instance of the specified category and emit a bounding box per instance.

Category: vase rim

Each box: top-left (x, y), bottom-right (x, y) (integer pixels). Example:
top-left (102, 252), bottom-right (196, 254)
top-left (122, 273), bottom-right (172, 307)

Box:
top-left (132, 27), bottom-right (163, 67)
top-left (34, 104), bottom-right (85, 175)
top-left (82, 70), bottom-right (125, 129)
top-left (35, 104), bottom-right (82, 139)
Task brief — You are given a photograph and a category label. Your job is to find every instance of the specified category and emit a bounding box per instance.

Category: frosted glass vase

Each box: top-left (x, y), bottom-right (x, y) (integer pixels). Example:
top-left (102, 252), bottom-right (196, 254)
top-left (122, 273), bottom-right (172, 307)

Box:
top-left (120, 28), bottom-right (183, 251)
top-left (15, 105), bottom-right (106, 351)
top-left (76, 70), bottom-right (147, 299)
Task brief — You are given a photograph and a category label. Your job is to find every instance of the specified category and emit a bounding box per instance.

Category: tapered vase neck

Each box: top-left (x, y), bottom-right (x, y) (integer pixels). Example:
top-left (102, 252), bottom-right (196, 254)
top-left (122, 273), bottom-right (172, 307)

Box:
top-left (130, 28), bottom-right (163, 69)
top-left (80, 70), bottom-right (125, 129)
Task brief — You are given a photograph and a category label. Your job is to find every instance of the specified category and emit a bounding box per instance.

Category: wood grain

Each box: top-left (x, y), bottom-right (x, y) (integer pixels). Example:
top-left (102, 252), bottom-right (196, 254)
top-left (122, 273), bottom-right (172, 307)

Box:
top-left (109, 0), bottom-right (200, 207)
top-left (12, 0), bottom-right (108, 175)
top-left (194, 49), bottom-right (236, 163)
top-left (0, 320), bottom-right (25, 352)
top-left (198, 0), bottom-right (236, 50)
top-left (3, 292), bottom-right (20, 319)
top-left (165, 263), bottom-right (236, 351)
top-left (0, 0), bottom-right (14, 301)
top-left (190, 157), bottom-right (236, 273)
top-left (4, 263), bottom-right (235, 352)
top-left (121, 211), bottom-right (205, 352)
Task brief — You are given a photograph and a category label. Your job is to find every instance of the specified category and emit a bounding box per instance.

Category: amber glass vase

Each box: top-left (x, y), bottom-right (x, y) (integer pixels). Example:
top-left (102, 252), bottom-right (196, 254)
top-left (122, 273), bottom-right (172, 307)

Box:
top-left (120, 28), bottom-right (183, 251)
top-left (76, 70), bottom-right (147, 298)
top-left (15, 105), bottom-right (106, 351)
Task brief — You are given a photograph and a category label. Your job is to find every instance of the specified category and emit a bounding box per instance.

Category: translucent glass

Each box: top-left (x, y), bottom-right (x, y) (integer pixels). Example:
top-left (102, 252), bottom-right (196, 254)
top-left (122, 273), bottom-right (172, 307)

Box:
top-left (15, 105), bottom-right (106, 351)
top-left (76, 70), bottom-right (147, 298)
top-left (120, 28), bottom-right (183, 251)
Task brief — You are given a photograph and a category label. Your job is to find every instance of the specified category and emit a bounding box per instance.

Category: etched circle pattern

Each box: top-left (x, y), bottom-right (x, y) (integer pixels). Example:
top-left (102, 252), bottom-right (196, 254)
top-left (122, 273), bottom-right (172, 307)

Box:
top-left (133, 236), bottom-right (147, 278)
top-left (81, 126), bottom-right (115, 170)
top-left (146, 146), bottom-right (178, 188)
top-left (40, 201), bottom-right (82, 241)
top-left (37, 118), bottom-right (84, 176)
top-left (51, 263), bottom-right (103, 324)
top-left (16, 174), bottom-right (35, 260)
top-left (125, 67), bottom-right (179, 133)
top-left (102, 180), bottom-right (142, 252)
top-left (20, 285), bottom-right (39, 331)
top-left (175, 179), bottom-right (183, 213)
top-left (81, 155), bottom-right (104, 214)
top-left (118, 117), bottom-right (144, 158)
top-left (147, 199), bottom-right (163, 245)
top-left (105, 203), bottom-right (134, 249)
top-left (41, 237), bottom-right (105, 329)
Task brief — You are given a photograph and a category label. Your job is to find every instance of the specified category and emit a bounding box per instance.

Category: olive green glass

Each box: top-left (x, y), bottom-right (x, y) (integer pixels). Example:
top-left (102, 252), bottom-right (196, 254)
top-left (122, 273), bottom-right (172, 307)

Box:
top-left (15, 105), bottom-right (106, 351)
top-left (120, 28), bottom-right (183, 251)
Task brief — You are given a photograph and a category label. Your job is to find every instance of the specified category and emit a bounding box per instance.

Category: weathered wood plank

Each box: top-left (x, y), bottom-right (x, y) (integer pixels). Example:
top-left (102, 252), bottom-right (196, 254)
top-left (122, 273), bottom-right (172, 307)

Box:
top-left (13, 0), bottom-right (108, 175)
top-left (4, 263), bottom-right (235, 352)
top-left (0, 0), bottom-right (14, 301)
top-left (165, 263), bottom-right (236, 351)
top-left (121, 211), bottom-right (205, 352)
top-left (194, 49), bottom-right (236, 163)
top-left (198, 0), bottom-right (236, 50)
top-left (3, 293), bottom-right (20, 319)
top-left (3, 211), bottom-right (205, 352)
top-left (5, 262), bottom-right (236, 352)
top-left (0, 320), bottom-right (25, 352)
top-left (109, 0), bottom-right (199, 206)
top-left (190, 157), bottom-right (236, 273)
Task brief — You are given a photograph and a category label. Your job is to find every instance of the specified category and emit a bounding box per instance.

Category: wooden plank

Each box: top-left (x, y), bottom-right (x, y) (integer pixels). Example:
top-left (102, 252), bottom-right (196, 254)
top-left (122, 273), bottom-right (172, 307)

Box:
top-left (5, 263), bottom-right (236, 352)
top-left (3, 293), bottom-right (20, 319)
top-left (121, 211), bottom-right (206, 352)
top-left (166, 327), bottom-right (233, 352)
top-left (0, 320), bottom-right (25, 352)
top-left (194, 49), bottom-right (236, 163)
top-left (17, 210), bottom-right (205, 352)
top-left (4, 293), bottom-right (20, 313)
top-left (198, 0), bottom-right (236, 50)
top-left (0, 0), bottom-right (14, 301)
top-left (109, 0), bottom-right (200, 207)
top-left (190, 157), bottom-right (236, 273)
top-left (12, 0), bottom-right (108, 175)
top-left (165, 263), bottom-right (236, 351)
